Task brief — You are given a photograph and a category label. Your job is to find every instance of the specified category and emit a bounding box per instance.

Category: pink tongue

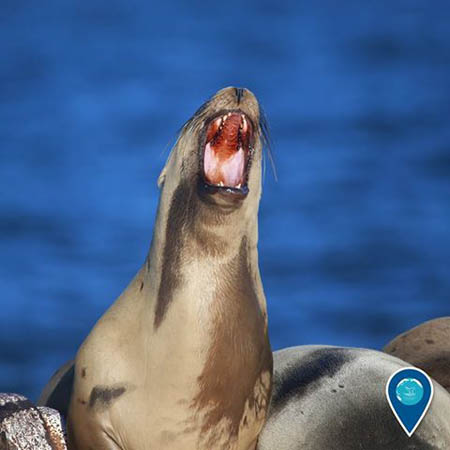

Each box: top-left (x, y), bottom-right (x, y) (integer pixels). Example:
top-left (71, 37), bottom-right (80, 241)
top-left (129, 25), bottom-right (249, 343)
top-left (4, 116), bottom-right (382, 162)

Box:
top-left (204, 143), bottom-right (245, 187)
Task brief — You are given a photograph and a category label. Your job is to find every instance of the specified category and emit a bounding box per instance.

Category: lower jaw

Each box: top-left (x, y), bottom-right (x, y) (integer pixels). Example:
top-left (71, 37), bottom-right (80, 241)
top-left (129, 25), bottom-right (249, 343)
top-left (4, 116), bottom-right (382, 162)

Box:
top-left (197, 178), bottom-right (249, 204)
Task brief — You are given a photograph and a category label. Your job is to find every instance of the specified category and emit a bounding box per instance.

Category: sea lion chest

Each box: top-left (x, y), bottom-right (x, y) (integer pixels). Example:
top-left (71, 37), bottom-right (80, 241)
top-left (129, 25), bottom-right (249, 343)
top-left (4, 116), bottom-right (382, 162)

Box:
top-left (68, 259), bottom-right (272, 450)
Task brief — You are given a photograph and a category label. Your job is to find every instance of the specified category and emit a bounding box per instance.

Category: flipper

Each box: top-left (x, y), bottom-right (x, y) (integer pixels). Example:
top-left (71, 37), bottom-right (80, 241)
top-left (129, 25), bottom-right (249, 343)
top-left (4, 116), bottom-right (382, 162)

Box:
top-left (37, 360), bottom-right (74, 421)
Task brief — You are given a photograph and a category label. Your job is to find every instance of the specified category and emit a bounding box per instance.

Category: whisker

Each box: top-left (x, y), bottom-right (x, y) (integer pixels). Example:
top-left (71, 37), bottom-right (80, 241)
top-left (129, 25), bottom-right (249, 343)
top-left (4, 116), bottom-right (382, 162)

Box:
top-left (259, 106), bottom-right (277, 182)
top-left (160, 134), bottom-right (176, 159)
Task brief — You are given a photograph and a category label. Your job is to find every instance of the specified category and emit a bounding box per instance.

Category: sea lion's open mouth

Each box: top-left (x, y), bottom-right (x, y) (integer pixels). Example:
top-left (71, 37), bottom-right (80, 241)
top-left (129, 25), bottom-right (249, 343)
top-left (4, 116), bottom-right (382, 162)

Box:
top-left (200, 111), bottom-right (254, 197)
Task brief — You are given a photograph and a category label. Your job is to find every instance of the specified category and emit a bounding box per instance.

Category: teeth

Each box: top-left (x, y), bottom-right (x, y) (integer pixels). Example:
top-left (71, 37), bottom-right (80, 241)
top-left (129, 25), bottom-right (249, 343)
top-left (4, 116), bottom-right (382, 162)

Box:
top-left (215, 181), bottom-right (243, 189)
top-left (242, 115), bottom-right (248, 133)
top-left (222, 114), bottom-right (228, 123)
top-left (214, 117), bottom-right (222, 128)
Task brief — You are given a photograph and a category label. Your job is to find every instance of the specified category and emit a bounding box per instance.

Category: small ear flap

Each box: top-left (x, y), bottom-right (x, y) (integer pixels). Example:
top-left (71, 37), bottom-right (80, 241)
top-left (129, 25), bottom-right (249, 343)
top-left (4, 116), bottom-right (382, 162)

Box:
top-left (157, 167), bottom-right (167, 188)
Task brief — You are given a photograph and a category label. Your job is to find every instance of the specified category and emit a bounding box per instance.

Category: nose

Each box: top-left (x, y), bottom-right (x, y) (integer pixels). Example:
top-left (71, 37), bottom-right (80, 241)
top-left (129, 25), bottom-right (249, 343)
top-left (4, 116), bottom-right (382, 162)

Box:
top-left (234, 87), bottom-right (245, 105)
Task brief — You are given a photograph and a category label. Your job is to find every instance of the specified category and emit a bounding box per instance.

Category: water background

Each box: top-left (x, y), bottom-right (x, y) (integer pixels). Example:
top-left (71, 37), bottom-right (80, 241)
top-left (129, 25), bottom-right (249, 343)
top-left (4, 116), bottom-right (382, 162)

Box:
top-left (1, 1), bottom-right (449, 401)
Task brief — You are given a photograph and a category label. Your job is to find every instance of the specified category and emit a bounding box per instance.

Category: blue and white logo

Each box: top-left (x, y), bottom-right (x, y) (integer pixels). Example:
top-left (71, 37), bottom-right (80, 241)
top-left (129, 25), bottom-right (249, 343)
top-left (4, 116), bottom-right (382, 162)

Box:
top-left (386, 367), bottom-right (433, 437)
top-left (396, 378), bottom-right (424, 406)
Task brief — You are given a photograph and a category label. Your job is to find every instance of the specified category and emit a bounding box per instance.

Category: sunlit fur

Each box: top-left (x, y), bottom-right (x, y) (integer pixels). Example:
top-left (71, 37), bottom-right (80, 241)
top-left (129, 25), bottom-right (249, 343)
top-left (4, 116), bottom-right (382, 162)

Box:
top-left (67, 87), bottom-right (272, 450)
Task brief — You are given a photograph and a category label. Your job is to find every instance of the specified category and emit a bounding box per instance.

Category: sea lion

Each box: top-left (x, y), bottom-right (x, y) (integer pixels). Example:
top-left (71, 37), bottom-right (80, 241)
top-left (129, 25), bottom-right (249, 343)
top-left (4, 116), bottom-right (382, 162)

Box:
top-left (257, 346), bottom-right (450, 450)
top-left (65, 87), bottom-right (272, 450)
top-left (384, 317), bottom-right (450, 393)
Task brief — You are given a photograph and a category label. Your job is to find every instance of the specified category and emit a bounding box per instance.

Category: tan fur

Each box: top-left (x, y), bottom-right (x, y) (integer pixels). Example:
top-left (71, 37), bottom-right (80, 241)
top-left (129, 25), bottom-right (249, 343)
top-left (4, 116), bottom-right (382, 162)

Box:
top-left (67, 87), bottom-right (272, 450)
top-left (384, 317), bottom-right (450, 392)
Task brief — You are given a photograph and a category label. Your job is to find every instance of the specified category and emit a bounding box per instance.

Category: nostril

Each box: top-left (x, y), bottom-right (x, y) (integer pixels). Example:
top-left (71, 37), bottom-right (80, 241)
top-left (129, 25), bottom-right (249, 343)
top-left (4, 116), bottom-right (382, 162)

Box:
top-left (235, 87), bottom-right (244, 105)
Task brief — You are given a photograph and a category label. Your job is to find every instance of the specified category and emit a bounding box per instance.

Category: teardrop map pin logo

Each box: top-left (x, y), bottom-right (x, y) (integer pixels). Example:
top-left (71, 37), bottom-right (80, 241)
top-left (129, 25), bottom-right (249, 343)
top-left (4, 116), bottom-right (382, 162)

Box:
top-left (386, 367), bottom-right (434, 437)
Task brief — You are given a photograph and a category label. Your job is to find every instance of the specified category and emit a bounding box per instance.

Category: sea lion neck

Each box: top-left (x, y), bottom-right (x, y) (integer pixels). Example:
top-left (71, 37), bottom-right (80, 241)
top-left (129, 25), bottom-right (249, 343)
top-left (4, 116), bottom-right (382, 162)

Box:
top-left (146, 174), bottom-right (260, 330)
top-left (145, 87), bottom-right (264, 329)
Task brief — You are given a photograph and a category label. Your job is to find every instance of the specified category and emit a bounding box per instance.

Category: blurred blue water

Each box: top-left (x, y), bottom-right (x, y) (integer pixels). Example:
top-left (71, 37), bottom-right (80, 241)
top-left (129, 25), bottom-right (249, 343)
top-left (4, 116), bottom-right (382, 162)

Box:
top-left (1, 1), bottom-right (449, 401)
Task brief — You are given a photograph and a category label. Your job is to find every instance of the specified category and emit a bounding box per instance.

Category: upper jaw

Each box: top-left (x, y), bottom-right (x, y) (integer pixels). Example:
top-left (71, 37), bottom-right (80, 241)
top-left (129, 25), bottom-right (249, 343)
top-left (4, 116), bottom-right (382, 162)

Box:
top-left (199, 109), bottom-right (256, 199)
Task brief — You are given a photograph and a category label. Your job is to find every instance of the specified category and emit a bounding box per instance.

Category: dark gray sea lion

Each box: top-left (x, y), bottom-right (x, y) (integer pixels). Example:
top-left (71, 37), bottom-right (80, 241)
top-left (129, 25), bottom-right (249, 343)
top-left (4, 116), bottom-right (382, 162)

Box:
top-left (384, 317), bottom-right (450, 393)
top-left (65, 87), bottom-right (272, 450)
top-left (257, 346), bottom-right (450, 450)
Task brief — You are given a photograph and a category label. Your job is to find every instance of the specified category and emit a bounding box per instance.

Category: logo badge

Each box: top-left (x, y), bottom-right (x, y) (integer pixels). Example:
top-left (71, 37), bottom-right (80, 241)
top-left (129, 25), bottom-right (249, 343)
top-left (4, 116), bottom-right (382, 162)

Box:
top-left (386, 367), bottom-right (433, 437)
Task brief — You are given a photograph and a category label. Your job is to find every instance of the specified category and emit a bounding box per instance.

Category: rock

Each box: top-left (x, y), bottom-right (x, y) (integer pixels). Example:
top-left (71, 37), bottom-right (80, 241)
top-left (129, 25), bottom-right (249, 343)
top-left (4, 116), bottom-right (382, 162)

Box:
top-left (0, 393), bottom-right (66, 450)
